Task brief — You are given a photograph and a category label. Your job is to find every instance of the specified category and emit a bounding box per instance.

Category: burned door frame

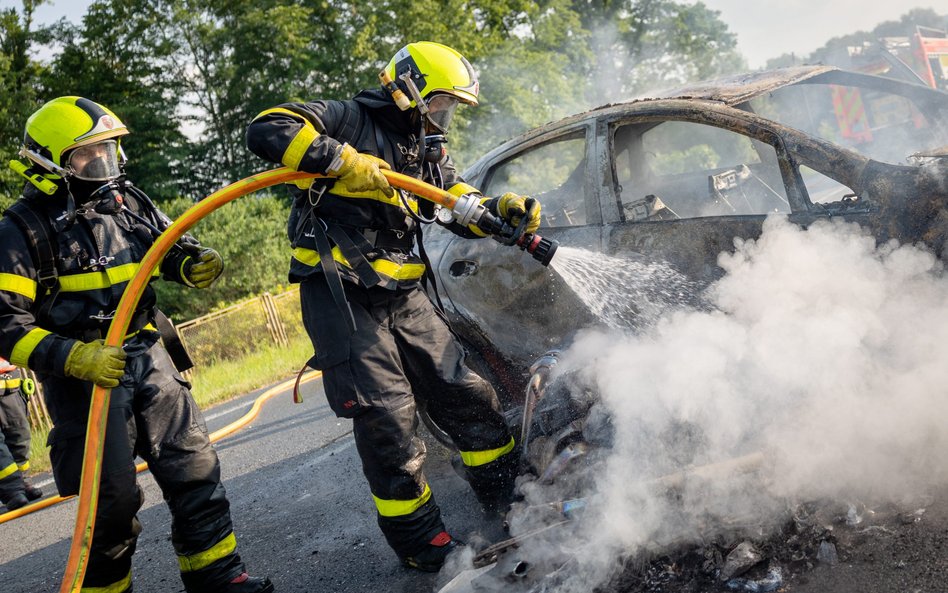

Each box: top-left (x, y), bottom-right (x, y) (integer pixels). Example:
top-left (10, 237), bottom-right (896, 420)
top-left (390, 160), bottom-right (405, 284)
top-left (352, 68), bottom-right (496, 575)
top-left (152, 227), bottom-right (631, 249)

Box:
top-left (596, 103), bottom-right (811, 287)
top-left (432, 120), bottom-right (605, 382)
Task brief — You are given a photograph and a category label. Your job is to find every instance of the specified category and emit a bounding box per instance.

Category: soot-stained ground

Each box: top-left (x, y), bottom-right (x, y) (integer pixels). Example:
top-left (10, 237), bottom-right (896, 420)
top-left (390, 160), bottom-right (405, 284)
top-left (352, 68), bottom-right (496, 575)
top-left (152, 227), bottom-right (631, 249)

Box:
top-left (593, 489), bottom-right (948, 593)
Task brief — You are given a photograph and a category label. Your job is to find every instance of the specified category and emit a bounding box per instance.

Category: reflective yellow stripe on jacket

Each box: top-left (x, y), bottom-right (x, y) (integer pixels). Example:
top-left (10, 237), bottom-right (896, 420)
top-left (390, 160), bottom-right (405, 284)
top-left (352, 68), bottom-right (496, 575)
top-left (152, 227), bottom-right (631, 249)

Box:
top-left (0, 462), bottom-right (18, 480)
top-left (10, 328), bottom-right (52, 368)
top-left (0, 272), bottom-right (36, 301)
top-left (80, 570), bottom-right (131, 593)
top-left (460, 436), bottom-right (516, 468)
top-left (57, 263), bottom-right (160, 293)
top-left (178, 532), bottom-right (237, 572)
top-left (292, 246), bottom-right (425, 282)
top-left (253, 107), bottom-right (320, 189)
top-left (2, 378), bottom-right (21, 390)
top-left (373, 483), bottom-right (432, 517)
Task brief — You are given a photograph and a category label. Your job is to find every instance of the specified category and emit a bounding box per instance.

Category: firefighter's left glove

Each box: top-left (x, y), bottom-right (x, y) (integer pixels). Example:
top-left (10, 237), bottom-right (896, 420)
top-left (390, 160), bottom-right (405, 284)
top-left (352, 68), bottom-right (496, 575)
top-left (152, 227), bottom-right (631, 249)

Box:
top-left (497, 192), bottom-right (542, 234)
top-left (328, 144), bottom-right (395, 197)
top-left (64, 340), bottom-right (127, 388)
top-left (183, 248), bottom-right (224, 289)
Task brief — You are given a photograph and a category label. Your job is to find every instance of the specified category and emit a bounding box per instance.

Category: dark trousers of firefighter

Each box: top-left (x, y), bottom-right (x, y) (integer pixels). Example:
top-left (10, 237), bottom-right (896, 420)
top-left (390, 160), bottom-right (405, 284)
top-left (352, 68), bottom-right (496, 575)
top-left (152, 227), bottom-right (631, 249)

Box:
top-left (41, 333), bottom-right (245, 590)
top-left (301, 279), bottom-right (517, 558)
top-left (0, 379), bottom-right (31, 504)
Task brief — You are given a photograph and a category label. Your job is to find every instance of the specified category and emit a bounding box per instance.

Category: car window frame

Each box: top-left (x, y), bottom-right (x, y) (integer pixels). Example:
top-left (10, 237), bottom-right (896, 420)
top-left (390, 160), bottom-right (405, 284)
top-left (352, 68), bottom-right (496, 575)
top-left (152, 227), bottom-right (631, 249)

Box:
top-left (602, 107), bottom-right (809, 223)
top-left (476, 121), bottom-right (602, 229)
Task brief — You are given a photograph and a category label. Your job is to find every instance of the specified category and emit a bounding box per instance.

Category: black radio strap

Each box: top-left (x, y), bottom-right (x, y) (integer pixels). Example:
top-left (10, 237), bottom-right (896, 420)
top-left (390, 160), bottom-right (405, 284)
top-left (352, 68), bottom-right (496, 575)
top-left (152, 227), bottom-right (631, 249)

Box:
top-left (308, 212), bottom-right (357, 332)
top-left (324, 224), bottom-right (382, 289)
top-left (154, 309), bottom-right (194, 372)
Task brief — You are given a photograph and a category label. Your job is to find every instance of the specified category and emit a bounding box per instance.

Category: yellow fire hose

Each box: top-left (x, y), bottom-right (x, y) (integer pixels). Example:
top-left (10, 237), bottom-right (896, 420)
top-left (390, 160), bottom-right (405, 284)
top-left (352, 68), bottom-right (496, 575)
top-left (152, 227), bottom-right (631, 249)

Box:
top-left (50, 167), bottom-right (468, 593)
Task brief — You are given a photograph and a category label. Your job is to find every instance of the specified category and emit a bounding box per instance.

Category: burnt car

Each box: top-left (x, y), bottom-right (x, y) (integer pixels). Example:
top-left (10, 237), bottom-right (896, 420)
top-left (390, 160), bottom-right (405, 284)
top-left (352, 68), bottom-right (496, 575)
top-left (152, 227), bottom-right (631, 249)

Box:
top-left (425, 65), bottom-right (948, 402)
top-left (427, 67), bottom-right (948, 592)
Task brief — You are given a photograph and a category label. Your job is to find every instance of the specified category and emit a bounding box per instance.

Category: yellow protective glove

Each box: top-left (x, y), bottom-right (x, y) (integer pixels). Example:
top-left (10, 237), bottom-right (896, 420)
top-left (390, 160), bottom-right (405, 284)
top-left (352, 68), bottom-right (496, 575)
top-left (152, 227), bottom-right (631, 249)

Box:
top-left (183, 248), bottom-right (224, 289)
top-left (497, 192), bottom-right (542, 234)
top-left (64, 340), bottom-right (127, 388)
top-left (328, 144), bottom-right (394, 197)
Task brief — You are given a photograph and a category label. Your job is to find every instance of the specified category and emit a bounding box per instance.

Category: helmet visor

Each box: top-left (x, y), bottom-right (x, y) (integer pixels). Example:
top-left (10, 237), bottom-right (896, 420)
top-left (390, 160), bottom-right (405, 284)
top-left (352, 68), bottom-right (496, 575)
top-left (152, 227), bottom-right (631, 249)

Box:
top-left (67, 140), bottom-right (122, 181)
top-left (425, 94), bottom-right (460, 134)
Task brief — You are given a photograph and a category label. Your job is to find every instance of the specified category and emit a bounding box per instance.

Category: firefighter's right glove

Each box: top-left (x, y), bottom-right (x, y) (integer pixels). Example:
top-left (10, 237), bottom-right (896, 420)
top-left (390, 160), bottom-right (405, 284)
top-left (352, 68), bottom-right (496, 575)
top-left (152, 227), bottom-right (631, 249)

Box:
top-left (328, 144), bottom-right (395, 197)
top-left (497, 192), bottom-right (542, 234)
top-left (182, 248), bottom-right (224, 289)
top-left (64, 340), bottom-right (127, 388)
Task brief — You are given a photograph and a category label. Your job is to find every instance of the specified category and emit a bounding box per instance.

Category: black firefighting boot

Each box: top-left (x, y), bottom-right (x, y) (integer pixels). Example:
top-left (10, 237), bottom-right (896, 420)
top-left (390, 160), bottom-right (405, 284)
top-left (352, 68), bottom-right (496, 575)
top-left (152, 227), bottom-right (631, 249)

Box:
top-left (3, 491), bottom-right (29, 511)
top-left (400, 531), bottom-right (462, 572)
top-left (0, 470), bottom-right (28, 511)
top-left (23, 479), bottom-right (42, 501)
top-left (215, 573), bottom-right (274, 593)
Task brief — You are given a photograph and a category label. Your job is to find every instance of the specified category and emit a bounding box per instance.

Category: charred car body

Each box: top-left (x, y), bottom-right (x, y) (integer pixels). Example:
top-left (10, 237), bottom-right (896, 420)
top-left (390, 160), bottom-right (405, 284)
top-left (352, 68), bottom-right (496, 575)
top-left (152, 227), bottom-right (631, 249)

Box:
top-left (427, 65), bottom-right (948, 404)
top-left (424, 66), bottom-right (948, 588)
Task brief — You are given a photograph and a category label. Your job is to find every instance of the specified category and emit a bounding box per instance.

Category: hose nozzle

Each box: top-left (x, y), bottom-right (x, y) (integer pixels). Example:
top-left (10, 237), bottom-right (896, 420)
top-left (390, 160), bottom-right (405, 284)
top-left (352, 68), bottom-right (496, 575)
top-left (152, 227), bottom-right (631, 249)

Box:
top-left (517, 233), bottom-right (558, 267)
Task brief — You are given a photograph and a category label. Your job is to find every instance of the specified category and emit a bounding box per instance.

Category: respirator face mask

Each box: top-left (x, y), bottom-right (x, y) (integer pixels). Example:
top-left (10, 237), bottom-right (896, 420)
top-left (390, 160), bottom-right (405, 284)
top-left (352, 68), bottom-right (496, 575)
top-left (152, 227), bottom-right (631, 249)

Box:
top-left (424, 94), bottom-right (460, 135)
top-left (66, 140), bottom-right (127, 214)
top-left (67, 140), bottom-right (123, 181)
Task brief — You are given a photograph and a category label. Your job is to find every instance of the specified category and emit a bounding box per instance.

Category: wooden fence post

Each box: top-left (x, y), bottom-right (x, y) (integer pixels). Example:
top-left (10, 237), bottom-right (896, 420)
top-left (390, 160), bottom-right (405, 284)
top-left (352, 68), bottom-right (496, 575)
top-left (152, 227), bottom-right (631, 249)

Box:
top-left (25, 369), bottom-right (52, 432)
top-left (261, 292), bottom-right (288, 347)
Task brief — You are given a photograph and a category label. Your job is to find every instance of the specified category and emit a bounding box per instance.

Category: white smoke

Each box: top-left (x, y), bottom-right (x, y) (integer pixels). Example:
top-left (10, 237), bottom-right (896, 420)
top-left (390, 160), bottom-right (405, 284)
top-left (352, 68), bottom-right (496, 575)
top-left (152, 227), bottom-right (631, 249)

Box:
top-left (500, 215), bottom-right (948, 591)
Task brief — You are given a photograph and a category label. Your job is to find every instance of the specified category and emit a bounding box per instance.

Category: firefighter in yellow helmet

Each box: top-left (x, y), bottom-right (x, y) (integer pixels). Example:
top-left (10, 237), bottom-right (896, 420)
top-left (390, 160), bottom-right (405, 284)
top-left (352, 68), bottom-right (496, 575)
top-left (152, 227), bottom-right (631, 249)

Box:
top-left (0, 97), bottom-right (272, 593)
top-left (0, 356), bottom-right (42, 511)
top-left (247, 41), bottom-right (540, 571)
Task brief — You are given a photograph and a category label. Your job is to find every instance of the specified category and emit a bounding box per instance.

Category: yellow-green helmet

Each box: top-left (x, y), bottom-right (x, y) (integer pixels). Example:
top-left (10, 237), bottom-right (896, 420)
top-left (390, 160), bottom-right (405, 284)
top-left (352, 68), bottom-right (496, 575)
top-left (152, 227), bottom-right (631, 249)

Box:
top-left (21, 96), bottom-right (128, 178)
top-left (383, 41), bottom-right (479, 108)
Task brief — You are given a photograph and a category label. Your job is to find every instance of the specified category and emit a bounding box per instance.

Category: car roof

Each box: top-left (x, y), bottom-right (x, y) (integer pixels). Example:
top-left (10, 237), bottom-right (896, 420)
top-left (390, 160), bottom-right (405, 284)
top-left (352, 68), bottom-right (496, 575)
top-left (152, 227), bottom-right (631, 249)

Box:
top-left (464, 65), bottom-right (945, 177)
top-left (643, 65), bottom-right (839, 105)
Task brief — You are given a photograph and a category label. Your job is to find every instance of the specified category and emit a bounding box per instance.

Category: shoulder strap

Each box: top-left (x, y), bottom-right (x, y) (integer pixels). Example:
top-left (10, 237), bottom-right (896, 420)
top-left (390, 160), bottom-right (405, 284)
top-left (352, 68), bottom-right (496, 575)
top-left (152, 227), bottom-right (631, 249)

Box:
top-left (339, 100), bottom-right (367, 149)
top-left (3, 200), bottom-right (58, 290)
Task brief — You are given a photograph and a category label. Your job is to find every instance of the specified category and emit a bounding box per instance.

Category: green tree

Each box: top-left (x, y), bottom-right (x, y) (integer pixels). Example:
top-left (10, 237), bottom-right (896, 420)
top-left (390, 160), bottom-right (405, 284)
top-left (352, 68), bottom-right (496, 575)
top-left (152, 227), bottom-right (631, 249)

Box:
top-left (456, 0), bottom-right (745, 165)
top-left (169, 0), bottom-right (349, 196)
top-left (0, 0), bottom-right (51, 209)
top-left (152, 193), bottom-right (293, 321)
top-left (41, 0), bottom-right (189, 202)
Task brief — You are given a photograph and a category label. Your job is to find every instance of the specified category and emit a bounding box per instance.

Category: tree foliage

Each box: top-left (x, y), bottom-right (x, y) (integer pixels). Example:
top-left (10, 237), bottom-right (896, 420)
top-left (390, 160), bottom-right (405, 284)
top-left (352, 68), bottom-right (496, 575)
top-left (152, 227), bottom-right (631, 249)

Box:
top-left (41, 0), bottom-right (189, 201)
top-left (151, 194), bottom-right (292, 321)
top-left (0, 0), bottom-right (51, 209)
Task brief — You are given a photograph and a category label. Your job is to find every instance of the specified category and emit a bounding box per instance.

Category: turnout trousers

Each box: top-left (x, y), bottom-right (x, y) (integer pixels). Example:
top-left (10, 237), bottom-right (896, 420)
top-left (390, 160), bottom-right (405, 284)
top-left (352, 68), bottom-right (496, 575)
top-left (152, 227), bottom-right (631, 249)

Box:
top-left (300, 278), bottom-right (518, 558)
top-left (0, 371), bottom-right (30, 505)
top-left (41, 333), bottom-right (246, 592)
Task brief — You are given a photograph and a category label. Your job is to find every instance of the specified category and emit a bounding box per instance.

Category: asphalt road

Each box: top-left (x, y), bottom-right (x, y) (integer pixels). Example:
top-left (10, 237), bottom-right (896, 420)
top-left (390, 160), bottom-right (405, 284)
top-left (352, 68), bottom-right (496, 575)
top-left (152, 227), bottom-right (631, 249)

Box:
top-left (0, 376), bottom-right (506, 593)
